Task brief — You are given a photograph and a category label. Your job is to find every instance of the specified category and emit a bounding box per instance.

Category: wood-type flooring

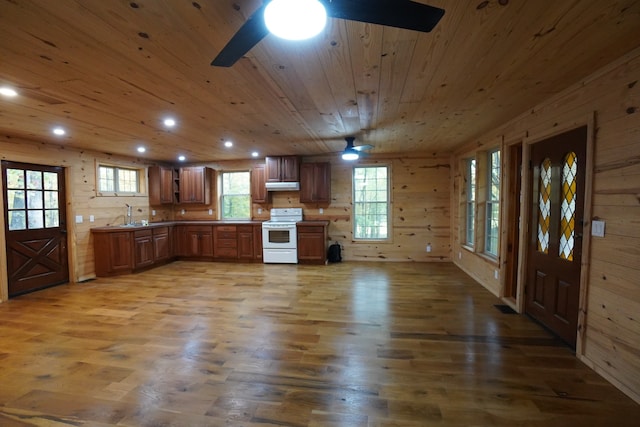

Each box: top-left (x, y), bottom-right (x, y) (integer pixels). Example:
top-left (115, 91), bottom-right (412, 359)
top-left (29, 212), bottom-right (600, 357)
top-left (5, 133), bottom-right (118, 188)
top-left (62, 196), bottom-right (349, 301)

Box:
top-left (0, 261), bottom-right (638, 426)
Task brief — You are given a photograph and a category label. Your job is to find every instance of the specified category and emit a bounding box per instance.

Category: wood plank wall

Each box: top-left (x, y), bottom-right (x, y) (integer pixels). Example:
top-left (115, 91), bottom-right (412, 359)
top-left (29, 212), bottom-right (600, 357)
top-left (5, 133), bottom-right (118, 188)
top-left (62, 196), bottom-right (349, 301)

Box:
top-left (451, 46), bottom-right (640, 403)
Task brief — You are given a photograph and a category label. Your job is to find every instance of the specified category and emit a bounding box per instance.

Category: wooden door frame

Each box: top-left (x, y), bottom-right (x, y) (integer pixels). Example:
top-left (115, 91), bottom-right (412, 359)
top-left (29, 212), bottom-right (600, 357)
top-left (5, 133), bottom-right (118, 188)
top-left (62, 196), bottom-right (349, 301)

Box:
top-left (0, 162), bottom-right (76, 302)
top-left (516, 113), bottom-right (596, 355)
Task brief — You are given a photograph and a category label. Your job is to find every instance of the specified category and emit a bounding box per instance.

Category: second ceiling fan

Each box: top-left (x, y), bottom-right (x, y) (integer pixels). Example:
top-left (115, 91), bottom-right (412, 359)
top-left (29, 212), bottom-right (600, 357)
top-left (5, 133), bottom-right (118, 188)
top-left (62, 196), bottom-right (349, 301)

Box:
top-left (212, 0), bottom-right (445, 67)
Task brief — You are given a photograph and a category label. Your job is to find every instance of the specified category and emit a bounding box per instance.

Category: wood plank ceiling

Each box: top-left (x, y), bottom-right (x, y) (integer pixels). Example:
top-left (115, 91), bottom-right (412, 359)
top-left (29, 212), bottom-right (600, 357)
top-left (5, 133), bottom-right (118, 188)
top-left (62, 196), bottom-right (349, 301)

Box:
top-left (1, 0), bottom-right (639, 162)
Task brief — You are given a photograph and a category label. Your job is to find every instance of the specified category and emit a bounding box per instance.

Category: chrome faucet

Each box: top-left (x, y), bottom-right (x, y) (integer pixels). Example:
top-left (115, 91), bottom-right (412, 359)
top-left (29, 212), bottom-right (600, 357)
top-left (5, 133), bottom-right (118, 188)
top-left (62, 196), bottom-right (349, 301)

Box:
top-left (125, 204), bottom-right (132, 225)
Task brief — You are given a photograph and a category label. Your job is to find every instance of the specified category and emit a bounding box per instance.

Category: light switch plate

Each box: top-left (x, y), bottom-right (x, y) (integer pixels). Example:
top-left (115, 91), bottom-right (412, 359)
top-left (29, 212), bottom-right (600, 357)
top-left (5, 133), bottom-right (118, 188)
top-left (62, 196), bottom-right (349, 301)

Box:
top-left (75, 215), bottom-right (83, 224)
top-left (592, 220), bottom-right (605, 237)
top-left (89, 215), bottom-right (95, 222)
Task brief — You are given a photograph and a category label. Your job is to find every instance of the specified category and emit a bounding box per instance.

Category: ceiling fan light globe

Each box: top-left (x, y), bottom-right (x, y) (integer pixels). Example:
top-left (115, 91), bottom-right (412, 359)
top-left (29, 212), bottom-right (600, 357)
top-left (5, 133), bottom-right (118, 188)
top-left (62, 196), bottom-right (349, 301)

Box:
top-left (342, 150), bottom-right (359, 161)
top-left (264, 0), bottom-right (327, 41)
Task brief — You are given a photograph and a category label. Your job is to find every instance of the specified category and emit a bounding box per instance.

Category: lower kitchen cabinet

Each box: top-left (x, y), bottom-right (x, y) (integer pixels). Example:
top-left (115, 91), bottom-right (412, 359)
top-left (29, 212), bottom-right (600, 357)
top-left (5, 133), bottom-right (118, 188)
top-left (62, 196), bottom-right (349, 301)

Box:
top-left (94, 231), bottom-right (133, 276)
top-left (214, 225), bottom-right (237, 259)
top-left (297, 222), bottom-right (328, 265)
top-left (153, 226), bottom-right (172, 263)
top-left (134, 229), bottom-right (154, 269)
top-left (237, 225), bottom-right (254, 261)
top-left (177, 225), bottom-right (213, 258)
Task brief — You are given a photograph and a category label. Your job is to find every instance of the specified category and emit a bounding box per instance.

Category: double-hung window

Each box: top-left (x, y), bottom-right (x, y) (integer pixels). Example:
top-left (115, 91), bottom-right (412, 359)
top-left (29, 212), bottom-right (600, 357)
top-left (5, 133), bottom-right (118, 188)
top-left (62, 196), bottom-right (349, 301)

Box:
top-left (221, 171), bottom-right (250, 219)
top-left (97, 165), bottom-right (140, 194)
top-left (353, 165), bottom-right (389, 240)
top-left (485, 149), bottom-right (501, 257)
top-left (465, 158), bottom-right (476, 247)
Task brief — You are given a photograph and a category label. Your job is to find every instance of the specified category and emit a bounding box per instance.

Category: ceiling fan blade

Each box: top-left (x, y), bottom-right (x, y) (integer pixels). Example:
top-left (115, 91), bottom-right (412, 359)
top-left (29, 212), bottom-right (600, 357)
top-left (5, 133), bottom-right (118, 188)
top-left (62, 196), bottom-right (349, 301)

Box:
top-left (323, 0), bottom-right (445, 33)
top-left (211, 4), bottom-right (269, 67)
top-left (353, 144), bottom-right (373, 152)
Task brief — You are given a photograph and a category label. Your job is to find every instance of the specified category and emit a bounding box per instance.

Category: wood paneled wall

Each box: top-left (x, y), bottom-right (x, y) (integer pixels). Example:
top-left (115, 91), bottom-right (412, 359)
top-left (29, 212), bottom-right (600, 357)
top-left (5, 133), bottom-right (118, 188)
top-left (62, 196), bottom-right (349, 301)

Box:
top-left (451, 46), bottom-right (640, 402)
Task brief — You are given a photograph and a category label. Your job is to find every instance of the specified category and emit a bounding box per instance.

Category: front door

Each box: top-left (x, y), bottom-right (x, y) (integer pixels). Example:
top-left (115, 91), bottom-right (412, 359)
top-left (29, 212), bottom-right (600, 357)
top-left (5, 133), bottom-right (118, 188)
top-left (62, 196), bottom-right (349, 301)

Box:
top-left (525, 126), bottom-right (587, 348)
top-left (2, 161), bottom-right (69, 297)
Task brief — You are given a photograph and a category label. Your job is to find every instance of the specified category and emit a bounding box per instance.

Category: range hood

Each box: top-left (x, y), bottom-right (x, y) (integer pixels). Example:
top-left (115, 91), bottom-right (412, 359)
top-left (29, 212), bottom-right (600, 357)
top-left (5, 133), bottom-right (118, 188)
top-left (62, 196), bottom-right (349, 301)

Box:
top-left (265, 181), bottom-right (300, 191)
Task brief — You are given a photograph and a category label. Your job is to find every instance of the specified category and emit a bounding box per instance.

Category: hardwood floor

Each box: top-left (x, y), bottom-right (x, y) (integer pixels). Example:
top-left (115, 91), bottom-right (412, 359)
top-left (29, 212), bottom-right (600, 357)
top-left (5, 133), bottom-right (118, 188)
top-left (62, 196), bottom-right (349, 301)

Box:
top-left (0, 261), bottom-right (638, 426)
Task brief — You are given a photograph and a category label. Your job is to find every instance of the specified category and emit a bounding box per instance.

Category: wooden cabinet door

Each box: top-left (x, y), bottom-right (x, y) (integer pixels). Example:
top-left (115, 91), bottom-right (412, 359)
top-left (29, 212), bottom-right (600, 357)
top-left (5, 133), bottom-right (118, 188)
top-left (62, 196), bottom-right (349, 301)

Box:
top-left (281, 156), bottom-right (299, 182)
top-left (297, 224), bottom-right (327, 264)
top-left (199, 230), bottom-right (214, 257)
top-left (314, 162), bottom-right (331, 202)
top-left (148, 166), bottom-right (174, 205)
top-left (251, 164), bottom-right (269, 203)
top-left (299, 163), bottom-right (315, 203)
top-left (179, 167), bottom-right (211, 204)
top-left (109, 232), bottom-right (133, 273)
top-left (153, 229), bottom-right (170, 262)
top-left (237, 225), bottom-right (254, 260)
top-left (300, 162), bottom-right (331, 203)
top-left (134, 232), bottom-right (154, 269)
top-left (253, 224), bottom-right (263, 261)
top-left (265, 157), bottom-right (281, 182)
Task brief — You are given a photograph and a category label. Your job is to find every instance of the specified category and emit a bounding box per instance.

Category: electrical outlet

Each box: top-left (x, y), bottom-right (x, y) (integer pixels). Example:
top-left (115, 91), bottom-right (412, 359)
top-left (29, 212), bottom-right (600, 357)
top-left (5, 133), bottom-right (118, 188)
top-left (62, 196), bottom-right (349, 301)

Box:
top-left (458, 251), bottom-right (462, 259)
top-left (208, 209), bottom-right (213, 215)
top-left (89, 215), bottom-right (95, 222)
top-left (494, 269), bottom-right (499, 279)
top-left (151, 209), bottom-right (156, 216)
top-left (319, 208), bottom-right (324, 214)
top-left (75, 215), bottom-right (83, 224)
top-left (258, 208), bottom-right (262, 214)
top-left (426, 243), bottom-right (432, 252)
top-left (181, 209), bottom-right (185, 215)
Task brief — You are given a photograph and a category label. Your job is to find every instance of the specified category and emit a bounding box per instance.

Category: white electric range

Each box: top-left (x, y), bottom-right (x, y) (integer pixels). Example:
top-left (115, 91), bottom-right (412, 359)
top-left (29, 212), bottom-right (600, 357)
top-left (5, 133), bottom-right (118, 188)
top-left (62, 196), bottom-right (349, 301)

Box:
top-left (261, 208), bottom-right (303, 264)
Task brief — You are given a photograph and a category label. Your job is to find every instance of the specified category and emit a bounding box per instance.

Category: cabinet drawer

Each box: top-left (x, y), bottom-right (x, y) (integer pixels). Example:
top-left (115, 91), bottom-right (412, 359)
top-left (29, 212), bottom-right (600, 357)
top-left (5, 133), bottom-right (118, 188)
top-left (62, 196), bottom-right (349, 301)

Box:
top-left (217, 226), bottom-right (237, 232)
top-left (217, 231), bottom-right (237, 239)
top-left (217, 239), bottom-right (237, 248)
top-left (216, 247), bottom-right (238, 257)
top-left (153, 226), bottom-right (169, 236)
top-left (134, 229), bottom-right (152, 238)
top-left (184, 226), bottom-right (212, 233)
top-left (297, 226), bottom-right (324, 233)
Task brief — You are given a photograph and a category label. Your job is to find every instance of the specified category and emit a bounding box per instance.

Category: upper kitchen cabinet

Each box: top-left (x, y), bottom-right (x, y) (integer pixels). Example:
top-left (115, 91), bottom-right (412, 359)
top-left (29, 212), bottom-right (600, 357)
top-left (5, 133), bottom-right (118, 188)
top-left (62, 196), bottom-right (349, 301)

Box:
top-left (300, 162), bottom-right (331, 204)
top-left (177, 166), bottom-right (213, 204)
top-left (148, 166), bottom-right (176, 205)
top-left (265, 156), bottom-right (299, 182)
top-left (251, 164), bottom-right (269, 204)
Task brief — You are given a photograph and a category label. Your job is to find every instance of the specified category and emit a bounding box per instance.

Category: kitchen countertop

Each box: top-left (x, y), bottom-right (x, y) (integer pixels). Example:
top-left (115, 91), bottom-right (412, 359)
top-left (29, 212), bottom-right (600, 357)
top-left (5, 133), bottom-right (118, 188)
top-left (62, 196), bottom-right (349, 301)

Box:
top-left (90, 220), bottom-right (265, 232)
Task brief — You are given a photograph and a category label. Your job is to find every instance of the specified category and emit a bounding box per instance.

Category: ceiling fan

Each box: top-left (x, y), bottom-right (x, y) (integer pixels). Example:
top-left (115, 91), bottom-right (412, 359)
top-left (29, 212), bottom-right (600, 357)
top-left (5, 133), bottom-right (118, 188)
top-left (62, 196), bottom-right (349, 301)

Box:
top-left (211, 0), bottom-right (445, 67)
top-left (341, 136), bottom-right (372, 160)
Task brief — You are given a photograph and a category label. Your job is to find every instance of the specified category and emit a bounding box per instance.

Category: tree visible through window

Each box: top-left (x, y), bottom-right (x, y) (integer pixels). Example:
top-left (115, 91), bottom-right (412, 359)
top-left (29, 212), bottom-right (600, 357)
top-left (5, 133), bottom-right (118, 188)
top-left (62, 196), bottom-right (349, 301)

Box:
top-left (221, 171), bottom-right (250, 219)
top-left (353, 165), bottom-right (389, 240)
top-left (465, 158), bottom-right (476, 247)
top-left (485, 149), bottom-right (500, 257)
top-left (98, 165), bottom-right (139, 193)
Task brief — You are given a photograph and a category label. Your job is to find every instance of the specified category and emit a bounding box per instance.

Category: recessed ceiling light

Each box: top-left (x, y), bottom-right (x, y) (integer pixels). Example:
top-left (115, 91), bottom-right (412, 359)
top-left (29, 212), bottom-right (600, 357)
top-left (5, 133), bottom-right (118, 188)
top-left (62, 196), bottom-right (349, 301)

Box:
top-left (0, 87), bottom-right (18, 97)
top-left (164, 118), bottom-right (176, 127)
top-left (224, 141), bottom-right (233, 148)
top-left (178, 155), bottom-right (186, 161)
top-left (137, 146), bottom-right (146, 153)
top-left (251, 151), bottom-right (259, 158)
top-left (52, 127), bottom-right (66, 136)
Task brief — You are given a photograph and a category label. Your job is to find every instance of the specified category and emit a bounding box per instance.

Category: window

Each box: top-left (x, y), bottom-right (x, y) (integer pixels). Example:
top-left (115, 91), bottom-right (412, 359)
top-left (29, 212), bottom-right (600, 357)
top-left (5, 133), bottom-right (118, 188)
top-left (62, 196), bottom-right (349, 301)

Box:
top-left (5, 168), bottom-right (61, 231)
top-left (221, 171), bottom-right (250, 219)
top-left (98, 165), bottom-right (140, 194)
top-left (353, 165), bottom-right (389, 240)
top-left (465, 158), bottom-right (476, 247)
top-left (485, 149), bottom-right (501, 257)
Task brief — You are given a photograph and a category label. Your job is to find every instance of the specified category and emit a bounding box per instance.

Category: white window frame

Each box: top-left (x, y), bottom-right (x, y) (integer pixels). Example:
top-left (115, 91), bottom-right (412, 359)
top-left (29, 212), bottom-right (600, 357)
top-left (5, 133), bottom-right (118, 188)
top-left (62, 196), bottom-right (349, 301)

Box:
top-left (485, 149), bottom-right (501, 257)
top-left (96, 163), bottom-right (144, 196)
top-left (352, 165), bottom-right (390, 241)
top-left (220, 171), bottom-right (251, 220)
top-left (465, 158), bottom-right (476, 248)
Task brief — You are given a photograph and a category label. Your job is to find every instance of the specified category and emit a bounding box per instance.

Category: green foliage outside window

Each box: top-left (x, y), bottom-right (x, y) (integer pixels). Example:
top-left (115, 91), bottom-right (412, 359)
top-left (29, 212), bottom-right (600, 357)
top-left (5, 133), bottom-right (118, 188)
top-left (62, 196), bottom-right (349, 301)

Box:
top-left (221, 171), bottom-right (250, 219)
top-left (353, 166), bottom-right (389, 239)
